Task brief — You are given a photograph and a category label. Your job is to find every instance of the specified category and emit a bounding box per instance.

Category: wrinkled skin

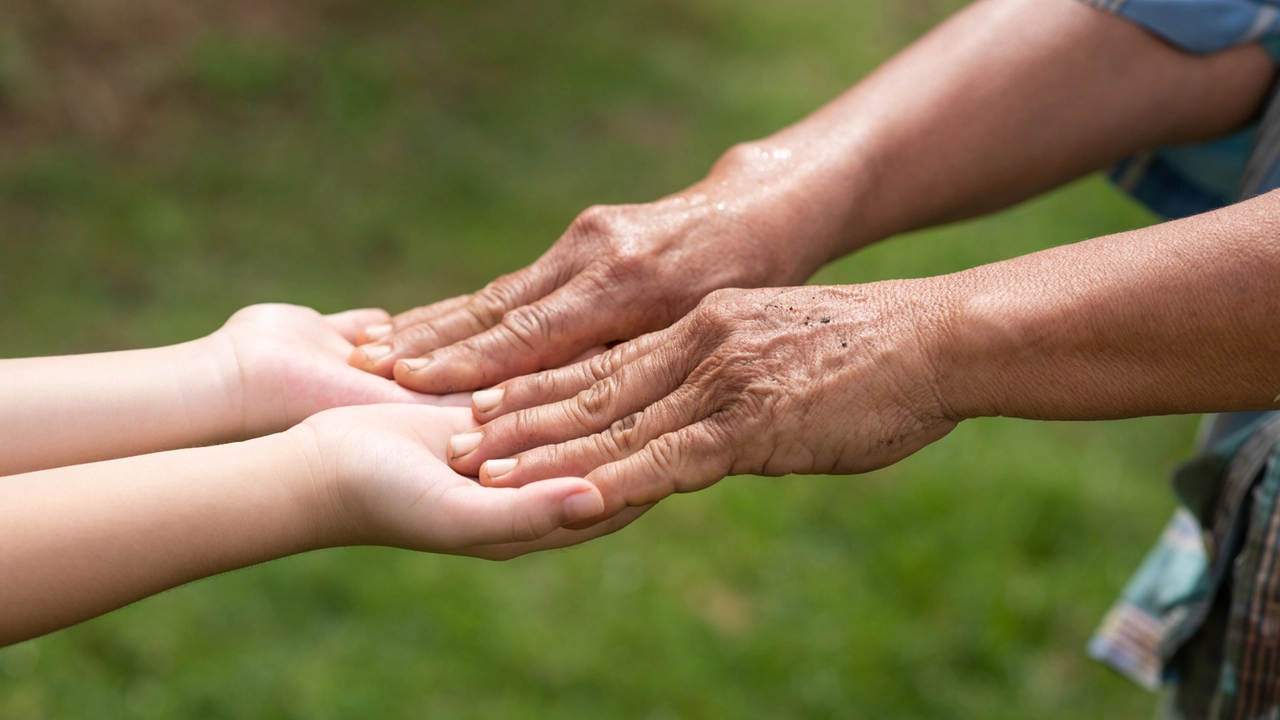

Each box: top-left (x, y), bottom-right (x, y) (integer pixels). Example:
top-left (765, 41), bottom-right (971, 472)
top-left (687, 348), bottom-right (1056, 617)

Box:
top-left (444, 284), bottom-right (958, 524)
top-left (347, 0), bottom-right (1271, 399)
top-left (346, 151), bottom-right (841, 395)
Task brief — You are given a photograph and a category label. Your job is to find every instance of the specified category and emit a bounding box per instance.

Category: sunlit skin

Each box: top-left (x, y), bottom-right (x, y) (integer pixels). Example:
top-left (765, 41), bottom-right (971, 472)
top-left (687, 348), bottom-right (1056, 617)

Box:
top-left (350, 0), bottom-right (1272, 391)
top-left (0, 306), bottom-right (642, 646)
top-left (450, 201), bottom-right (1280, 525)
top-left (344, 0), bottom-right (1278, 524)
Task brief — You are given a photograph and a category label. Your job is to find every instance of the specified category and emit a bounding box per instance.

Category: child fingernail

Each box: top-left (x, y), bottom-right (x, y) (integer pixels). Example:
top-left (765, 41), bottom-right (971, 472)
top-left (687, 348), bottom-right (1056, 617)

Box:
top-left (483, 458), bottom-right (517, 480)
top-left (562, 491), bottom-right (604, 523)
top-left (359, 344), bottom-right (392, 362)
top-left (472, 388), bottom-right (505, 413)
top-left (364, 323), bottom-right (393, 341)
top-left (448, 431), bottom-right (483, 459)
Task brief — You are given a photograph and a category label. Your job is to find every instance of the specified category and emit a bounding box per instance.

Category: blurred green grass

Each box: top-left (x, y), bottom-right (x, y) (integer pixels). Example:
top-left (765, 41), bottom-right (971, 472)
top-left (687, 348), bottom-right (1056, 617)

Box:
top-left (0, 0), bottom-right (1186, 717)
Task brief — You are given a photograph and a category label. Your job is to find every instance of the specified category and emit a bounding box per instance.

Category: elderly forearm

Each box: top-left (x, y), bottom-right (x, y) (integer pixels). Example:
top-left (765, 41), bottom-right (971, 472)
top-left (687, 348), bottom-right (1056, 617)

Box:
top-left (715, 0), bottom-right (1272, 270)
top-left (0, 434), bottom-right (325, 646)
top-left (939, 190), bottom-right (1280, 420)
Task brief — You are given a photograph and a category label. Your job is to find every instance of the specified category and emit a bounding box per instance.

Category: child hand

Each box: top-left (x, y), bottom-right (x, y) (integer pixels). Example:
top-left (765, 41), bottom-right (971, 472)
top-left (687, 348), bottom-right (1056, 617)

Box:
top-left (290, 404), bottom-right (639, 557)
top-left (209, 304), bottom-right (468, 439)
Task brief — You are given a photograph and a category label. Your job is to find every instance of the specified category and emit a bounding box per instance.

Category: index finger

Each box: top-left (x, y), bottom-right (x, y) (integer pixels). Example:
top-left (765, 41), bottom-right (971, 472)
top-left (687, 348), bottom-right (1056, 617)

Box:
top-left (470, 330), bottom-right (669, 422)
top-left (446, 337), bottom-right (693, 476)
top-left (350, 261), bottom-right (564, 377)
top-left (391, 270), bottom-right (644, 394)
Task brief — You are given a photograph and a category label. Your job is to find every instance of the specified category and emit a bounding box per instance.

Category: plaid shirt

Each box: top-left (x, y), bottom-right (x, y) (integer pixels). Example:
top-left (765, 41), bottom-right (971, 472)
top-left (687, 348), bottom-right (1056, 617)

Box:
top-left (1075, 1), bottom-right (1280, 716)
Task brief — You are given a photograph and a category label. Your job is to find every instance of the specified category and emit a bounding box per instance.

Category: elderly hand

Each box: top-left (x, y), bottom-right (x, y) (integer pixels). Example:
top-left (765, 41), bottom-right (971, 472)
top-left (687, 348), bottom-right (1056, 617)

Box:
top-left (442, 283), bottom-right (959, 524)
top-left (347, 144), bottom-right (852, 394)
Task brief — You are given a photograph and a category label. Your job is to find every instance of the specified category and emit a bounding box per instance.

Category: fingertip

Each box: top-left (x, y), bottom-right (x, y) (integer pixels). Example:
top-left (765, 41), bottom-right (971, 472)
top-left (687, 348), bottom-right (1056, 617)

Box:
top-left (392, 357), bottom-right (435, 391)
top-left (358, 322), bottom-right (394, 344)
top-left (447, 430), bottom-right (484, 464)
top-left (349, 344), bottom-right (396, 377)
top-left (471, 387), bottom-right (505, 418)
top-left (516, 476), bottom-right (602, 521)
top-left (561, 486), bottom-right (605, 524)
top-left (393, 351), bottom-right (487, 395)
top-left (479, 457), bottom-right (520, 487)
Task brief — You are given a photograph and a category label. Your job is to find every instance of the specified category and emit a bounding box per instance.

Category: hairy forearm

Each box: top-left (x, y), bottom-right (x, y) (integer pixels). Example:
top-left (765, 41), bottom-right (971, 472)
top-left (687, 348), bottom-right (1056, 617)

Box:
top-left (0, 434), bottom-right (324, 646)
top-left (936, 189), bottom-right (1280, 420)
top-left (699, 0), bottom-right (1272, 274)
top-left (0, 337), bottom-right (240, 475)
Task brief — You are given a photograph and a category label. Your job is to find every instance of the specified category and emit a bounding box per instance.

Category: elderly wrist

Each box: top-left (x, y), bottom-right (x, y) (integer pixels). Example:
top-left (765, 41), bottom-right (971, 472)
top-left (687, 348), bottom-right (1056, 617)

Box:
top-left (918, 270), bottom-right (1025, 422)
top-left (698, 146), bottom-right (848, 285)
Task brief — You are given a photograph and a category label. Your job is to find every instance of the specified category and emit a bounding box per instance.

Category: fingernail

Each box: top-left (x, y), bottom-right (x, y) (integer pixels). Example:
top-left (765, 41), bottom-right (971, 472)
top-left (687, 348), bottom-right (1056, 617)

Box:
top-left (472, 388), bottom-right (505, 413)
top-left (448, 431), bottom-right (483, 459)
top-left (364, 323), bottom-right (393, 341)
top-left (562, 491), bottom-right (604, 523)
top-left (483, 458), bottom-right (518, 480)
top-left (397, 357), bottom-right (431, 374)
top-left (358, 344), bottom-right (392, 362)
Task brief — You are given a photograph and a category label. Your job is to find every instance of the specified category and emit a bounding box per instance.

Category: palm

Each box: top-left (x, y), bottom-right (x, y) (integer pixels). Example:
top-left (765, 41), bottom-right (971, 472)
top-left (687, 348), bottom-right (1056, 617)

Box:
top-left (298, 404), bottom-right (652, 558)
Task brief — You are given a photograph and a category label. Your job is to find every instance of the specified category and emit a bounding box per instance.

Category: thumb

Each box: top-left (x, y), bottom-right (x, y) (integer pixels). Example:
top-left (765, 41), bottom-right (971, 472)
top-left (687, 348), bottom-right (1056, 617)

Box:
top-left (434, 478), bottom-right (606, 547)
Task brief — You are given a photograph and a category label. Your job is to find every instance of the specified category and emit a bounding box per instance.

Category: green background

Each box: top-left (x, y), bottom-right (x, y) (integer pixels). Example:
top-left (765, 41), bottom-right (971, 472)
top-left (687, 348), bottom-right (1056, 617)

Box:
top-left (0, 0), bottom-right (1187, 717)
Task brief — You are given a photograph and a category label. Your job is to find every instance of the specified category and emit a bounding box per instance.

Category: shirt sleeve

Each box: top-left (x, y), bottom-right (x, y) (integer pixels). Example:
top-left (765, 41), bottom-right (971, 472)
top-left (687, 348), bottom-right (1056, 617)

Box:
top-left (1077, 0), bottom-right (1280, 218)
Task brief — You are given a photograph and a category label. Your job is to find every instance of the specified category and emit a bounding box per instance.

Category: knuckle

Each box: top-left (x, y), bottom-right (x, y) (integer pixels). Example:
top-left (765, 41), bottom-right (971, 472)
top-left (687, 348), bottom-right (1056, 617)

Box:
top-left (521, 369), bottom-right (560, 401)
top-left (634, 435), bottom-right (682, 502)
top-left (389, 322), bottom-right (442, 352)
top-left (502, 411), bottom-right (539, 449)
top-left (691, 296), bottom-right (728, 329)
top-left (568, 204), bottom-right (619, 241)
top-left (576, 378), bottom-right (616, 418)
top-left (604, 412), bottom-right (643, 455)
top-left (467, 280), bottom-right (523, 326)
top-left (648, 434), bottom-right (681, 474)
top-left (587, 347), bottom-right (622, 380)
top-left (500, 304), bottom-right (555, 353)
top-left (600, 249), bottom-right (649, 284)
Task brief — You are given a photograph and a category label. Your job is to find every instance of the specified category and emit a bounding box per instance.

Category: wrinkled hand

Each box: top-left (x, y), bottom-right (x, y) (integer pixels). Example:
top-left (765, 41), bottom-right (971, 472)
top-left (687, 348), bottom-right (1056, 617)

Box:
top-left (291, 405), bottom-right (648, 559)
top-left (210, 304), bottom-right (469, 439)
top-left (348, 145), bottom-right (843, 394)
top-left (444, 284), bottom-right (959, 525)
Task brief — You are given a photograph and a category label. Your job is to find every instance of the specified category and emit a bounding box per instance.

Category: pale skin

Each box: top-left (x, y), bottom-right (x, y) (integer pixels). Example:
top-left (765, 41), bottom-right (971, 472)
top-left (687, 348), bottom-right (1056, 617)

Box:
top-left (0, 305), bottom-right (640, 646)
top-left (0, 303), bottom-right (466, 476)
top-left (343, 0), bottom-right (1278, 523)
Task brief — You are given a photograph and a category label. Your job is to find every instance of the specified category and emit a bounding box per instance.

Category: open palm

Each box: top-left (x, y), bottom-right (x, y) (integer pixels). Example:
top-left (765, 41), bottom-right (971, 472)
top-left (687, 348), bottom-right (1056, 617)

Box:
top-left (294, 404), bottom-right (649, 559)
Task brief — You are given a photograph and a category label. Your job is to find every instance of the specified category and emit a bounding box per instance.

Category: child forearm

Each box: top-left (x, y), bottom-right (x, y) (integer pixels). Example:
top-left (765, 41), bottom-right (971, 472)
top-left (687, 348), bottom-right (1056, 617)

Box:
top-left (0, 304), bottom-right (452, 476)
top-left (0, 432), bottom-right (325, 646)
top-left (0, 403), bottom-right (633, 647)
top-left (0, 337), bottom-right (241, 476)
